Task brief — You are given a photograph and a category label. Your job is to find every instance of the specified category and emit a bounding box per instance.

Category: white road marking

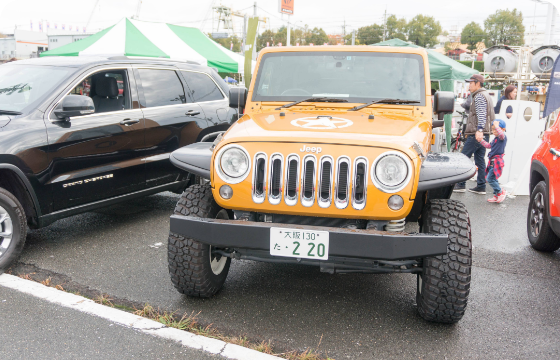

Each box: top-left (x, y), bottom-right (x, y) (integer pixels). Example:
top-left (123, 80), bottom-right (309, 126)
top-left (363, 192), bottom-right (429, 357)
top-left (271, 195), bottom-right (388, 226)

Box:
top-left (0, 274), bottom-right (281, 360)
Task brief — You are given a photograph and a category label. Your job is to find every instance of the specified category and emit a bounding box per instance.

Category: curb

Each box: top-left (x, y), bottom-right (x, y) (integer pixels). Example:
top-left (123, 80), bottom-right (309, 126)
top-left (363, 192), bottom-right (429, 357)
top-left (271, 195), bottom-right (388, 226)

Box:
top-left (0, 273), bottom-right (281, 360)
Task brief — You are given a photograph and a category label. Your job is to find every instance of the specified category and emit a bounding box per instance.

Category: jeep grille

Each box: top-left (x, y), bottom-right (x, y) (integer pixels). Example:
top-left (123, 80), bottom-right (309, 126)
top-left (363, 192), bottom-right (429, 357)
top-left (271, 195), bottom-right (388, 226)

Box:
top-left (252, 152), bottom-right (367, 210)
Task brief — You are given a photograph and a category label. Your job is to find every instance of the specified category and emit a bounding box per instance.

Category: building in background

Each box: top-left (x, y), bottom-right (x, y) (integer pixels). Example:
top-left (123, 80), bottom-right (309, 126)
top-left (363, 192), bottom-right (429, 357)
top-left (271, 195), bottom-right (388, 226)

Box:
top-left (0, 29), bottom-right (47, 60)
top-left (47, 32), bottom-right (94, 50)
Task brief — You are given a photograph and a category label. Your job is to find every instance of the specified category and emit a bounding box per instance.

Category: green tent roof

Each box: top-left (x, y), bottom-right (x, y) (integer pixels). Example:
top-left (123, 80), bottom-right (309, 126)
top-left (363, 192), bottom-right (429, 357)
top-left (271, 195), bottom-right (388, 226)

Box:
top-left (371, 38), bottom-right (478, 81)
top-left (41, 18), bottom-right (248, 74)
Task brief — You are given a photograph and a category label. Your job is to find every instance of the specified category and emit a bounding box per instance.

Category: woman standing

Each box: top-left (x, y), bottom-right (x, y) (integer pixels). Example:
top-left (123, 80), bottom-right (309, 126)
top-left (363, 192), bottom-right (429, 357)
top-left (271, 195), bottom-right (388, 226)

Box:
top-left (494, 85), bottom-right (517, 119)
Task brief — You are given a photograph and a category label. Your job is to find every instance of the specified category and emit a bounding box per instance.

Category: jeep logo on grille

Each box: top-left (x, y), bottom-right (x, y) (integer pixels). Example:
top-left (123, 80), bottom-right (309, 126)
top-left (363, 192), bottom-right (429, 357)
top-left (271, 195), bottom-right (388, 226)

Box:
top-left (300, 145), bottom-right (322, 154)
top-left (291, 116), bottom-right (353, 130)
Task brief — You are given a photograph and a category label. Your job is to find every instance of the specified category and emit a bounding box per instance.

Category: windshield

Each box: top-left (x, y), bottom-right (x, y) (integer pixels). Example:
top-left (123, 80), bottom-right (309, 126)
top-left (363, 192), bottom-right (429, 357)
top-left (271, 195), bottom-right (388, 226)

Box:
top-left (253, 51), bottom-right (426, 106)
top-left (0, 64), bottom-right (74, 114)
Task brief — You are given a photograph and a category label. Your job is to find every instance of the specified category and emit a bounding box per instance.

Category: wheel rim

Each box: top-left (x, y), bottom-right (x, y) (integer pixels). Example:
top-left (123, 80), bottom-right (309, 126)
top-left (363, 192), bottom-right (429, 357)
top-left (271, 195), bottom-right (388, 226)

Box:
top-left (0, 205), bottom-right (13, 258)
top-left (210, 209), bottom-right (229, 275)
top-left (530, 192), bottom-right (545, 238)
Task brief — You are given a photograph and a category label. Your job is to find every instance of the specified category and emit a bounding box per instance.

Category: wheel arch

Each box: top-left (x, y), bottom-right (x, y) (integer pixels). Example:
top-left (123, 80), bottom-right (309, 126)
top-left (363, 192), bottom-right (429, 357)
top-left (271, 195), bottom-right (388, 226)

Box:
top-left (0, 164), bottom-right (41, 228)
top-left (530, 160), bottom-right (548, 195)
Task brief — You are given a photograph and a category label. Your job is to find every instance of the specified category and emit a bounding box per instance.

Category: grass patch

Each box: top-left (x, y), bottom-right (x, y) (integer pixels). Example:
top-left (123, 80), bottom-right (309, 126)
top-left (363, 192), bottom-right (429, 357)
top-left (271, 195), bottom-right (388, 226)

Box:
top-left (133, 304), bottom-right (333, 360)
top-left (94, 294), bottom-right (114, 307)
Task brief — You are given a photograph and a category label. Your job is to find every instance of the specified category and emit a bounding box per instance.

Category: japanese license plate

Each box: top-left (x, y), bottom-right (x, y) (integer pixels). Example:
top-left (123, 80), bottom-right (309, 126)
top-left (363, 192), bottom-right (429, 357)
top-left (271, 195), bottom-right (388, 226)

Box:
top-left (270, 227), bottom-right (329, 260)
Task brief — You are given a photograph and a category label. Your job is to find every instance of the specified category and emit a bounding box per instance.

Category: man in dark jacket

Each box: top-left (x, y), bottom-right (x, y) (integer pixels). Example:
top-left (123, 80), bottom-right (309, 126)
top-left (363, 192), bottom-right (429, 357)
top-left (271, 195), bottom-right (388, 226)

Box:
top-left (454, 74), bottom-right (495, 194)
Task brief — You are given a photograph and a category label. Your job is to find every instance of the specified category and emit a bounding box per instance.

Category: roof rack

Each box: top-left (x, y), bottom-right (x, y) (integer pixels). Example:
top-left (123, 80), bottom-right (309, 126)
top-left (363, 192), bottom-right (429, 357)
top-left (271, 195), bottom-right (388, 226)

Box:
top-left (106, 56), bottom-right (200, 65)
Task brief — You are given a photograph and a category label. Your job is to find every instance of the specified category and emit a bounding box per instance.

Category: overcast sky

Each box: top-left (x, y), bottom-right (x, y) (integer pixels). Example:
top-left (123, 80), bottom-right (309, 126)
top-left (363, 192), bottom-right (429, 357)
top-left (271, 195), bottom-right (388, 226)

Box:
top-left (0, 0), bottom-right (558, 43)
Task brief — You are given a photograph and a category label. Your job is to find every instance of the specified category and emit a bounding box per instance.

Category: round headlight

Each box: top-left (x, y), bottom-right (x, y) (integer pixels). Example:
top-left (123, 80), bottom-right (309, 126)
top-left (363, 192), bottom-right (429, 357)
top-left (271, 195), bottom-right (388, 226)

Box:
top-left (220, 148), bottom-right (249, 178)
top-left (375, 155), bottom-right (408, 187)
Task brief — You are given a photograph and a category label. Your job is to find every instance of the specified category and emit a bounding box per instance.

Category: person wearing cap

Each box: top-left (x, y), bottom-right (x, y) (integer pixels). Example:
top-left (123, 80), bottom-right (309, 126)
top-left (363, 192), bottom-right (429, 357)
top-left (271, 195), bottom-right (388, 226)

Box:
top-left (478, 119), bottom-right (508, 203)
top-left (453, 74), bottom-right (495, 194)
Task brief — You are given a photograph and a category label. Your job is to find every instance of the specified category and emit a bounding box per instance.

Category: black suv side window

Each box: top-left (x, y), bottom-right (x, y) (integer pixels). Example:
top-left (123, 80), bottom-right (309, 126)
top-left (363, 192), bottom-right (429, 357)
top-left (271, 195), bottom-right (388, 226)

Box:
top-left (67, 69), bottom-right (130, 114)
top-left (137, 69), bottom-right (186, 107)
top-left (181, 71), bottom-right (224, 102)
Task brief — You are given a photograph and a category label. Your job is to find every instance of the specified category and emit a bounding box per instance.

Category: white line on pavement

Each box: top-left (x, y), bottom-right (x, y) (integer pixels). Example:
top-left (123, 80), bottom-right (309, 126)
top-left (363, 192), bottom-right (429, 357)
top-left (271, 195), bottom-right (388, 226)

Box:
top-left (0, 273), bottom-right (281, 360)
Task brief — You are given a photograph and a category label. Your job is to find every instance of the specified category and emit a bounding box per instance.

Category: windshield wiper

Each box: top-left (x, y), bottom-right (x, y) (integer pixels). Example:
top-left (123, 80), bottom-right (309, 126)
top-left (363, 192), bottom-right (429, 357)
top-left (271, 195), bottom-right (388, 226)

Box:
top-left (0, 110), bottom-right (22, 115)
top-left (348, 99), bottom-right (420, 111)
top-left (275, 97), bottom-right (348, 110)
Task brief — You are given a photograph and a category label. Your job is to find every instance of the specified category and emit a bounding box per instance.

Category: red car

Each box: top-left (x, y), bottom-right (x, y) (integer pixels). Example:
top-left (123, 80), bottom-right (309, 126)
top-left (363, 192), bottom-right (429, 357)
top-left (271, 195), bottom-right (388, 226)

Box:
top-left (528, 112), bottom-right (560, 252)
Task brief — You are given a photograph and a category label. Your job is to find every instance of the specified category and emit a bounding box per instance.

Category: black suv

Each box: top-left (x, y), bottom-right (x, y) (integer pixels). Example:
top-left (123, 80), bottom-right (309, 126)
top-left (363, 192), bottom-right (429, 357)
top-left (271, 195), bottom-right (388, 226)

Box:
top-left (0, 56), bottom-right (239, 269)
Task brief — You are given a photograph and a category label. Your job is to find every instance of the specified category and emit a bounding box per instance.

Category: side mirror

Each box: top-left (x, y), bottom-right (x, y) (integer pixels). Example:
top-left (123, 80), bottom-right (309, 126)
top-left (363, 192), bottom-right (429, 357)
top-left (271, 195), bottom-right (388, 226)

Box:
top-left (433, 91), bottom-right (454, 122)
top-left (54, 94), bottom-right (95, 120)
top-left (229, 87), bottom-right (248, 110)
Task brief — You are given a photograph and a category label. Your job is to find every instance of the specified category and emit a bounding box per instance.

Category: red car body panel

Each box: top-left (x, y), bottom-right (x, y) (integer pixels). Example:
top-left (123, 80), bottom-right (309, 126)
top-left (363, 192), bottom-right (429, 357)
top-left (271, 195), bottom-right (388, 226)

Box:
top-left (532, 112), bottom-right (560, 217)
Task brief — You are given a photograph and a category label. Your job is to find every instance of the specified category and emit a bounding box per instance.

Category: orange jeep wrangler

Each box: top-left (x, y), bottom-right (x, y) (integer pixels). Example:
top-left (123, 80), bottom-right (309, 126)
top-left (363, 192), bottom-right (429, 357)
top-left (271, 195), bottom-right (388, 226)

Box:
top-left (167, 46), bottom-right (475, 323)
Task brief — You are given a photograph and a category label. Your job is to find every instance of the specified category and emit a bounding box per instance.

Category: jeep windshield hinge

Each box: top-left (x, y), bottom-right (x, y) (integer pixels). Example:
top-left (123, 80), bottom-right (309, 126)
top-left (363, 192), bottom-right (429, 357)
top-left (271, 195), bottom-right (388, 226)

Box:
top-left (412, 141), bottom-right (425, 159)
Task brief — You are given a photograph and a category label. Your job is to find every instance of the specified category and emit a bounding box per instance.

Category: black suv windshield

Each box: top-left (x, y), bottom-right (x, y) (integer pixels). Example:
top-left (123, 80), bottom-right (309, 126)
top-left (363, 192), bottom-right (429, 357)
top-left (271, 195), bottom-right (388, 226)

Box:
top-left (0, 64), bottom-right (74, 114)
top-left (253, 51), bottom-right (426, 106)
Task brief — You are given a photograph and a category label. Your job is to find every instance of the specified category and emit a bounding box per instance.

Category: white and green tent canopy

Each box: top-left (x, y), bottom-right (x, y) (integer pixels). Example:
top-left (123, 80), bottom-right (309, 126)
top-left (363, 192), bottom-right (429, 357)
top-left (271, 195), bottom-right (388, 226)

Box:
top-left (41, 18), bottom-right (248, 74)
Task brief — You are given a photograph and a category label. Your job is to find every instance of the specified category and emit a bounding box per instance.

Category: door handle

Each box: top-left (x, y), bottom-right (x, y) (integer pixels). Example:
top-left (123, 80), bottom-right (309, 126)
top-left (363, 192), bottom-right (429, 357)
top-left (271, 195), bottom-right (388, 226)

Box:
top-left (120, 118), bottom-right (140, 126)
top-left (551, 148), bottom-right (560, 160)
top-left (185, 110), bottom-right (200, 116)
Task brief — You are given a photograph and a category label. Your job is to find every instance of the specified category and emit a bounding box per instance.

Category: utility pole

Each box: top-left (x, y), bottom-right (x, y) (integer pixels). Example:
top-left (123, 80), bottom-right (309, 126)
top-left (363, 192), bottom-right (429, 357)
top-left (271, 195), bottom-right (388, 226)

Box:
top-left (242, 14), bottom-right (247, 53)
top-left (544, 2), bottom-right (557, 44)
top-left (382, 8), bottom-right (387, 41)
top-left (342, 19), bottom-right (346, 37)
top-left (287, 16), bottom-right (291, 46)
top-left (351, 29), bottom-right (356, 45)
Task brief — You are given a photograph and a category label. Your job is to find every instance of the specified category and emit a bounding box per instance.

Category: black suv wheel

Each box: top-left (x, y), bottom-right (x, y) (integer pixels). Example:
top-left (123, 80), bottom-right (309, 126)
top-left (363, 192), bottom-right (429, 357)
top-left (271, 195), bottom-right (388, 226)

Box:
top-left (0, 187), bottom-right (27, 270)
top-left (527, 181), bottom-right (560, 252)
top-left (417, 199), bottom-right (472, 323)
top-left (168, 184), bottom-right (231, 297)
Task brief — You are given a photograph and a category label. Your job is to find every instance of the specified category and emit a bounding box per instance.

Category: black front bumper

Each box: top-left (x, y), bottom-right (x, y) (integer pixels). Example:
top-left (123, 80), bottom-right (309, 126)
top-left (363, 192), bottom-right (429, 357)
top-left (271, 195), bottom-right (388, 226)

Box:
top-left (170, 215), bottom-right (448, 261)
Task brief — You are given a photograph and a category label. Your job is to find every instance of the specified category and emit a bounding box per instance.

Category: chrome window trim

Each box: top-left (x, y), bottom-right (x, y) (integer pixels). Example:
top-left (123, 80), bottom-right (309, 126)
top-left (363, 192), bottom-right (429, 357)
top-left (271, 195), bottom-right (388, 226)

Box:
top-left (334, 156), bottom-right (351, 210)
top-left (268, 153), bottom-right (284, 205)
top-left (317, 156), bottom-right (334, 209)
top-left (179, 69), bottom-right (227, 100)
top-left (370, 151), bottom-right (413, 194)
top-left (47, 65), bottom-right (132, 123)
top-left (300, 154), bottom-right (317, 208)
top-left (284, 154), bottom-right (300, 206)
top-left (214, 144), bottom-right (251, 185)
top-left (351, 157), bottom-right (369, 210)
top-left (137, 103), bottom-right (199, 112)
top-left (251, 152), bottom-right (268, 204)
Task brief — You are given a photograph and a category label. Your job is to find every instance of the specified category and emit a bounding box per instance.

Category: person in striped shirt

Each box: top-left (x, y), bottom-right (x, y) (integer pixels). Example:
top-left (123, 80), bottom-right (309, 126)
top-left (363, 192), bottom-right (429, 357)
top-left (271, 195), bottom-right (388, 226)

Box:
top-left (453, 74), bottom-right (496, 195)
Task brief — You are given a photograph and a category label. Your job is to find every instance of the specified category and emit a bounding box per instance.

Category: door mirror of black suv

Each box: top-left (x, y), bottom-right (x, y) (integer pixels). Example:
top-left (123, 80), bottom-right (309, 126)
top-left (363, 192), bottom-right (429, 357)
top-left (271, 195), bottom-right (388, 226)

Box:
top-left (54, 94), bottom-right (95, 120)
top-left (229, 87), bottom-right (247, 110)
top-left (433, 91), bottom-right (454, 124)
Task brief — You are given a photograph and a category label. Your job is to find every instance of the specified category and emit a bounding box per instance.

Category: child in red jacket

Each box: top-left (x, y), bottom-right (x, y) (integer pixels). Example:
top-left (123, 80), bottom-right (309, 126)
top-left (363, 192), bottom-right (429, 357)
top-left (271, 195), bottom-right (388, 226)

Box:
top-left (478, 119), bottom-right (507, 203)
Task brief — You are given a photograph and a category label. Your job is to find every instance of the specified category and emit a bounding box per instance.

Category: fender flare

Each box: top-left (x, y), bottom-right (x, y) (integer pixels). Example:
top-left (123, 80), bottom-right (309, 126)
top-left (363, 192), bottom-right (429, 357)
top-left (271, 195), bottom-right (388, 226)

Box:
top-left (0, 164), bottom-right (42, 218)
top-left (170, 142), bottom-right (213, 180)
top-left (416, 152), bottom-right (476, 192)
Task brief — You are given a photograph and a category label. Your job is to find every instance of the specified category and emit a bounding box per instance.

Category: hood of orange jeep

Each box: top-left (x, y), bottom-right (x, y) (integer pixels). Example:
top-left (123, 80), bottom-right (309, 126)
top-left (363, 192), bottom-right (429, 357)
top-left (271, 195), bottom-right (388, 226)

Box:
top-left (222, 109), bottom-right (432, 152)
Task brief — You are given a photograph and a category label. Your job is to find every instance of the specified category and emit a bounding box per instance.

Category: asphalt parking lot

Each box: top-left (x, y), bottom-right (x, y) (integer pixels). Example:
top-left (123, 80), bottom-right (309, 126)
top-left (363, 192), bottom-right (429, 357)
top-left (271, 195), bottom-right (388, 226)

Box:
top-left (9, 188), bottom-right (560, 359)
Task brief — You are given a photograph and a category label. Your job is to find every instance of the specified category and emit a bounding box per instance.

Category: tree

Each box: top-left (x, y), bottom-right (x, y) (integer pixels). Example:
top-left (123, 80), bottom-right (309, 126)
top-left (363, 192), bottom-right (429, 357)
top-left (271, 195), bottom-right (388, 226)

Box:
top-left (406, 15), bottom-right (442, 48)
top-left (257, 29), bottom-right (276, 51)
top-left (461, 22), bottom-right (485, 51)
top-left (304, 27), bottom-right (328, 45)
top-left (386, 15), bottom-right (407, 41)
top-left (356, 24), bottom-right (383, 45)
top-left (484, 9), bottom-right (525, 46)
top-left (208, 34), bottom-right (242, 53)
top-left (444, 41), bottom-right (461, 53)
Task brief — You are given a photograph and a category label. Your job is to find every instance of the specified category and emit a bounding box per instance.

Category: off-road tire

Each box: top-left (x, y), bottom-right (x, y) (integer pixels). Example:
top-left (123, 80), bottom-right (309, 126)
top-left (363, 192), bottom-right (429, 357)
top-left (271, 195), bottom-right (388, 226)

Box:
top-left (0, 187), bottom-right (27, 270)
top-left (417, 199), bottom-right (471, 323)
top-left (527, 181), bottom-right (560, 252)
top-left (168, 184), bottom-right (231, 297)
